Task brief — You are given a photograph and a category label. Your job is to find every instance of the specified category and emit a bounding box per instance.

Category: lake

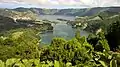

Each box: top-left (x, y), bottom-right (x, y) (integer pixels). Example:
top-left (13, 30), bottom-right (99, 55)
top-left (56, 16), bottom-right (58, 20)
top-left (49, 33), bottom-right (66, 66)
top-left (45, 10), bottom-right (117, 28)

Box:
top-left (39, 15), bottom-right (89, 44)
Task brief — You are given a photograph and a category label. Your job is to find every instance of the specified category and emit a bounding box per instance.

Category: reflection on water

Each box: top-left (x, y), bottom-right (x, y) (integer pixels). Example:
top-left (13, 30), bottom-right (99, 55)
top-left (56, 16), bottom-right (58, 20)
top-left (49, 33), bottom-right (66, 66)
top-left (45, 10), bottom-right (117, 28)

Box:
top-left (40, 15), bottom-right (89, 44)
top-left (39, 15), bottom-right (75, 21)
top-left (53, 23), bottom-right (75, 39)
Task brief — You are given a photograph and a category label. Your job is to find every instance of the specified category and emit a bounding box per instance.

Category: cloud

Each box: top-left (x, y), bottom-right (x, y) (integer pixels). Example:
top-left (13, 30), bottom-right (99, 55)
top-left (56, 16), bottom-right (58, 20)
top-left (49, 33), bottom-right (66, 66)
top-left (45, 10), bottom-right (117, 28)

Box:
top-left (0, 0), bottom-right (120, 8)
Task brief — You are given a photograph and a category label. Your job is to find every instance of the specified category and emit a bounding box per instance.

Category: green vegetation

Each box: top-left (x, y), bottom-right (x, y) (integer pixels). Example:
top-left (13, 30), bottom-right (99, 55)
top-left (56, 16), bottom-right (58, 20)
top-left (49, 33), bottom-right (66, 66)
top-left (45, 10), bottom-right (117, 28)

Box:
top-left (71, 10), bottom-right (120, 34)
top-left (106, 21), bottom-right (120, 50)
top-left (0, 8), bottom-right (39, 20)
top-left (0, 9), bottom-right (54, 33)
top-left (13, 7), bottom-right (120, 16)
top-left (0, 27), bottom-right (119, 66)
top-left (0, 7), bottom-right (120, 67)
top-left (0, 28), bottom-right (40, 61)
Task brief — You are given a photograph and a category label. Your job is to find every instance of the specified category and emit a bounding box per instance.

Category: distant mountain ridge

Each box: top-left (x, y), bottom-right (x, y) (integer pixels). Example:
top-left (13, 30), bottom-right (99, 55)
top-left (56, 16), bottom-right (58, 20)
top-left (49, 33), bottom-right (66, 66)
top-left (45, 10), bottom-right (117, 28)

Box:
top-left (13, 7), bottom-right (120, 16)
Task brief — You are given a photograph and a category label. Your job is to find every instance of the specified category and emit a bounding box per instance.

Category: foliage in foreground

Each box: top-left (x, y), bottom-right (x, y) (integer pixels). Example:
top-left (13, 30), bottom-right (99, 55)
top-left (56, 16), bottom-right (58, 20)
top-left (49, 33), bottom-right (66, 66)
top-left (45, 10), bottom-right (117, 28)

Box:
top-left (39, 31), bottom-right (120, 67)
top-left (0, 53), bottom-right (120, 67)
top-left (0, 28), bottom-right (120, 67)
top-left (0, 28), bottom-right (40, 61)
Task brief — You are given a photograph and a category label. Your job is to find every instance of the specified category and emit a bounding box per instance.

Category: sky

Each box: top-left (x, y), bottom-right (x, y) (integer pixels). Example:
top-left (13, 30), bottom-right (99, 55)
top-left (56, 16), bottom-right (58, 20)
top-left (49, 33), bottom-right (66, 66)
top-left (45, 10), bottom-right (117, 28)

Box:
top-left (0, 0), bottom-right (120, 9)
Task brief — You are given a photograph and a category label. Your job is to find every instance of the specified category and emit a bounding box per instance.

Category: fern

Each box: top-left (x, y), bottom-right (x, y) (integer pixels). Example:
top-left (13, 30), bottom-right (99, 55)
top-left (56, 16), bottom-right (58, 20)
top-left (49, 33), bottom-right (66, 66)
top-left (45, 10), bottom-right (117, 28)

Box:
top-left (99, 60), bottom-right (108, 67)
top-left (0, 60), bottom-right (5, 67)
top-left (110, 59), bottom-right (117, 67)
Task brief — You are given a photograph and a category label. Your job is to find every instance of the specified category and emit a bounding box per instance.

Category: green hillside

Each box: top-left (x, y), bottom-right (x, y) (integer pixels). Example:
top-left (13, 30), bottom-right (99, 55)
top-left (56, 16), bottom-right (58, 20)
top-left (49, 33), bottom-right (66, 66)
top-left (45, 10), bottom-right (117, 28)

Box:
top-left (0, 8), bottom-right (39, 21)
top-left (0, 8), bottom-right (53, 33)
top-left (13, 7), bottom-right (120, 16)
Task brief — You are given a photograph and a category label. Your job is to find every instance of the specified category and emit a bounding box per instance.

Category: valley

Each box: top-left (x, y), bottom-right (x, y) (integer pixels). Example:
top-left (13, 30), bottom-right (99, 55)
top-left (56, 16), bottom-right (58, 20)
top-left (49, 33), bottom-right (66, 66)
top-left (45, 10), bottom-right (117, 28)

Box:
top-left (0, 7), bottom-right (120, 67)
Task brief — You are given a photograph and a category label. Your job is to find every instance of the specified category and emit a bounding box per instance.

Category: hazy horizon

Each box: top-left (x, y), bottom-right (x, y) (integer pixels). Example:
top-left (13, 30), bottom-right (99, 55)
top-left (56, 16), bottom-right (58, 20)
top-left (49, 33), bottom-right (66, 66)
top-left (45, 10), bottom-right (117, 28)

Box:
top-left (0, 5), bottom-right (120, 9)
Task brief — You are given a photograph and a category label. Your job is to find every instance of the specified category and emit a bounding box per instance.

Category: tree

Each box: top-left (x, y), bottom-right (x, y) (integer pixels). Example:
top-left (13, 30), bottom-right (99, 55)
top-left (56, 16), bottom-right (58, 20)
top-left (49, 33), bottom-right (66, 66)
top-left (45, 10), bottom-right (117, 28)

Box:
top-left (40, 37), bottom-right (94, 65)
top-left (0, 28), bottom-right (40, 61)
top-left (106, 21), bottom-right (120, 50)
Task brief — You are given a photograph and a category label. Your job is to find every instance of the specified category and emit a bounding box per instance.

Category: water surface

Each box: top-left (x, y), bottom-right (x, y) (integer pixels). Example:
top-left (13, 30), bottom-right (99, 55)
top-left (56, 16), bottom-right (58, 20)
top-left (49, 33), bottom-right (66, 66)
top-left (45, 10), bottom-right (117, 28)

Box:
top-left (39, 15), bottom-right (89, 44)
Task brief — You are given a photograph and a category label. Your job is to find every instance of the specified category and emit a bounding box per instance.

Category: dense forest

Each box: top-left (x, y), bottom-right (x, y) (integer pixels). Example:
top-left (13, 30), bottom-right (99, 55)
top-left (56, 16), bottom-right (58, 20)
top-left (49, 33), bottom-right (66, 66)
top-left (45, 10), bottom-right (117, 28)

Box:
top-left (0, 7), bottom-right (120, 67)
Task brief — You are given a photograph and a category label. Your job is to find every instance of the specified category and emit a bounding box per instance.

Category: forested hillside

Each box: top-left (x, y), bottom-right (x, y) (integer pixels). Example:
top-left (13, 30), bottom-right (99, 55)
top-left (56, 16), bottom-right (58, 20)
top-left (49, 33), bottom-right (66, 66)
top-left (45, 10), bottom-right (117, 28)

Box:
top-left (70, 10), bottom-right (120, 34)
top-left (0, 8), bottom-right (39, 20)
top-left (0, 8), bottom-right (53, 33)
top-left (13, 7), bottom-right (120, 16)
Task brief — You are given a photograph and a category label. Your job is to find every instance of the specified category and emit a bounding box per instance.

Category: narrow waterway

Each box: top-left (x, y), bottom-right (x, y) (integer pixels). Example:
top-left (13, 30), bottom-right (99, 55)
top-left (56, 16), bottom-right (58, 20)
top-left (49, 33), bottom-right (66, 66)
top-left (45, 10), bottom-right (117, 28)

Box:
top-left (39, 15), bottom-right (89, 44)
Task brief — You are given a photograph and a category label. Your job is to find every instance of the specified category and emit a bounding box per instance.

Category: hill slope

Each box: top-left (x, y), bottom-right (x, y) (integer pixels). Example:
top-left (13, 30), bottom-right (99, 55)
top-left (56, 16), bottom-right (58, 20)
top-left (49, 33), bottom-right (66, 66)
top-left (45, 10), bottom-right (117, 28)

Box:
top-left (13, 7), bottom-right (120, 16)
